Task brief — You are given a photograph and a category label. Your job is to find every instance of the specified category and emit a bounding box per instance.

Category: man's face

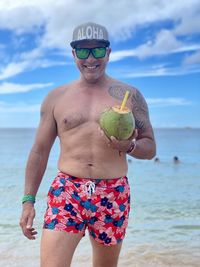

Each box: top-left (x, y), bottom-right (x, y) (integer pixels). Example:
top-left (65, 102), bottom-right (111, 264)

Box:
top-left (72, 41), bottom-right (111, 83)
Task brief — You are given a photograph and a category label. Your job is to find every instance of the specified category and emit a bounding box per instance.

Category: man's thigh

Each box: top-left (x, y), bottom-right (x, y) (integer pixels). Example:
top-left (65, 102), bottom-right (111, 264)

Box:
top-left (40, 229), bottom-right (83, 267)
top-left (90, 236), bottom-right (122, 267)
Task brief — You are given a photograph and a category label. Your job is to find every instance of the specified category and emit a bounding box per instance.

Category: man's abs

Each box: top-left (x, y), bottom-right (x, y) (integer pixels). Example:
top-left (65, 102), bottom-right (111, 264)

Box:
top-left (57, 133), bottom-right (128, 179)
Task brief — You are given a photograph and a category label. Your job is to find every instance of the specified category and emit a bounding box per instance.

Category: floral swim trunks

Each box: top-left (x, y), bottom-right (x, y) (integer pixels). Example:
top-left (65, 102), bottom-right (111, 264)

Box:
top-left (43, 172), bottom-right (131, 246)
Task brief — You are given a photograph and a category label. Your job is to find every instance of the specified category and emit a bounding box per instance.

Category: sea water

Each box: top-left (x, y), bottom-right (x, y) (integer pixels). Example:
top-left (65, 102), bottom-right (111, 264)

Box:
top-left (0, 128), bottom-right (199, 267)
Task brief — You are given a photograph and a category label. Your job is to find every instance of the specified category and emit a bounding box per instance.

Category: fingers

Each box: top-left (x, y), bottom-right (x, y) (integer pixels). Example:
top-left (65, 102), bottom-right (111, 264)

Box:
top-left (130, 128), bottom-right (138, 140)
top-left (21, 226), bottom-right (37, 240)
top-left (98, 127), bottom-right (111, 146)
top-left (134, 129), bottom-right (138, 139)
top-left (110, 136), bottom-right (118, 144)
top-left (19, 207), bottom-right (37, 240)
top-left (26, 228), bottom-right (38, 240)
top-left (26, 212), bottom-right (34, 229)
top-left (99, 126), bottom-right (137, 152)
top-left (20, 222), bottom-right (38, 240)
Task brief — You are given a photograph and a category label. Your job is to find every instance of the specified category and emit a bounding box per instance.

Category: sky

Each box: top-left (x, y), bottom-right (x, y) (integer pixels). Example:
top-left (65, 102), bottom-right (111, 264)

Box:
top-left (0, 0), bottom-right (200, 128)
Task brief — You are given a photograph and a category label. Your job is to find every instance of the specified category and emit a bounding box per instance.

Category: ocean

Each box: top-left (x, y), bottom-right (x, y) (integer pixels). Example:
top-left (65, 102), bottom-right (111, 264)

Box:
top-left (0, 128), bottom-right (199, 267)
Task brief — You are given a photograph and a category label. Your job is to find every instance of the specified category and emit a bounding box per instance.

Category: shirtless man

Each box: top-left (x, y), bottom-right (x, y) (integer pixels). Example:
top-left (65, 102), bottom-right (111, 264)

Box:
top-left (20, 22), bottom-right (156, 267)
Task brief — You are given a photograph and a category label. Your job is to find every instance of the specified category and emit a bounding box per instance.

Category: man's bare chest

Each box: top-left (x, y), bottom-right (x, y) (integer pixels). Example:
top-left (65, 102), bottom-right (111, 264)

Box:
top-left (54, 90), bottom-right (121, 131)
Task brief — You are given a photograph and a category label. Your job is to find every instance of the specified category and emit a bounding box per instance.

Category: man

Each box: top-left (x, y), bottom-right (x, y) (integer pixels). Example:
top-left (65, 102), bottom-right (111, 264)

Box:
top-left (20, 22), bottom-right (156, 267)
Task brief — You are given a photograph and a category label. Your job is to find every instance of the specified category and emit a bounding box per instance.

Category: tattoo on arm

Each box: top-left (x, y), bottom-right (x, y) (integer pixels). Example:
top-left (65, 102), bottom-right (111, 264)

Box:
top-left (131, 90), bottom-right (151, 131)
top-left (108, 85), bottom-right (151, 131)
top-left (108, 85), bottom-right (131, 100)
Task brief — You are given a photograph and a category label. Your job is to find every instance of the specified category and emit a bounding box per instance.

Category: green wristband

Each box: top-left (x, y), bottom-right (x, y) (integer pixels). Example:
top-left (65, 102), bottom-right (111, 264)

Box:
top-left (22, 194), bottom-right (36, 204)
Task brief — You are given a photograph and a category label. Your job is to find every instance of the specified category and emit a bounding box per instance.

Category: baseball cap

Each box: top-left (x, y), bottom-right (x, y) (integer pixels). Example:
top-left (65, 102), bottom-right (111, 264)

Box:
top-left (70, 22), bottom-right (110, 48)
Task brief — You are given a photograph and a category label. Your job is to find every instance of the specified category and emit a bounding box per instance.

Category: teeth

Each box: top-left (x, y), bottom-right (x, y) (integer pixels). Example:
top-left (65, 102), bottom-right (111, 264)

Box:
top-left (85, 66), bottom-right (97, 69)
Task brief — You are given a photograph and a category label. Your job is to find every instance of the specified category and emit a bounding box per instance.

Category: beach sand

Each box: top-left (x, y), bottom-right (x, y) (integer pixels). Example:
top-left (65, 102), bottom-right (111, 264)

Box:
top-left (0, 232), bottom-right (199, 267)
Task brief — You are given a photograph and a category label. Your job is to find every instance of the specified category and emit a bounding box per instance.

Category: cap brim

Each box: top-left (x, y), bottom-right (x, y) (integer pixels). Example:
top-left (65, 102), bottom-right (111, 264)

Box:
top-left (70, 39), bottom-right (110, 48)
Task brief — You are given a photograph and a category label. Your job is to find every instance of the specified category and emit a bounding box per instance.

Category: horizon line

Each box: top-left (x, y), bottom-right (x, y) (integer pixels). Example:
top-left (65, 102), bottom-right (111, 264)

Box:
top-left (0, 126), bottom-right (199, 130)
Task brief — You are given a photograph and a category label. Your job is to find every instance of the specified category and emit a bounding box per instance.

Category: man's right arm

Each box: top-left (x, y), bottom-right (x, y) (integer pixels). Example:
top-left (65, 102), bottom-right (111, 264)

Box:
top-left (20, 91), bottom-right (57, 239)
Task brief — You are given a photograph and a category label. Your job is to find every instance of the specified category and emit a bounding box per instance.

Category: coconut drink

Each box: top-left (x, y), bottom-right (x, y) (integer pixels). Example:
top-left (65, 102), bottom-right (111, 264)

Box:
top-left (100, 91), bottom-right (135, 140)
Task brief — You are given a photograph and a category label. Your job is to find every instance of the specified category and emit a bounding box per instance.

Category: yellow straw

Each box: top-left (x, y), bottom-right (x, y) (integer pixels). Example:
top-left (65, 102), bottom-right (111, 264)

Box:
top-left (120, 90), bottom-right (129, 111)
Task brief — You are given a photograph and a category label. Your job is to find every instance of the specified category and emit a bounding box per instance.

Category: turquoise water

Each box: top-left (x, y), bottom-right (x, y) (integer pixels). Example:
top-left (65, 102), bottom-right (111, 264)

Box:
top-left (0, 128), bottom-right (200, 267)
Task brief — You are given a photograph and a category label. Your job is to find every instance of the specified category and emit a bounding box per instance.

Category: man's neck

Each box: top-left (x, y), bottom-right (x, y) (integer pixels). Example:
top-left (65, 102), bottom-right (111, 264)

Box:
top-left (79, 74), bottom-right (109, 88)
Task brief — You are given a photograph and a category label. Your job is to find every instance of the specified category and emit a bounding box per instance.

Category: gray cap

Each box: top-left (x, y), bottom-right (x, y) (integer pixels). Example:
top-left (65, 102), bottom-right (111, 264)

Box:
top-left (70, 22), bottom-right (110, 48)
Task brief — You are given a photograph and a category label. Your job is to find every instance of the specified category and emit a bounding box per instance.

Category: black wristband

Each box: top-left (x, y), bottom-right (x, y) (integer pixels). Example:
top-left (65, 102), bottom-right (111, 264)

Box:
top-left (126, 139), bottom-right (136, 154)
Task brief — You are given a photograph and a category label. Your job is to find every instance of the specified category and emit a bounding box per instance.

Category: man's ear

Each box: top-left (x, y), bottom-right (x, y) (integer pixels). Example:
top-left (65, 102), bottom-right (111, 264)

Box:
top-left (72, 49), bottom-right (76, 58)
top-left (106, 47), bottom-right (111, 60)
top-left (107, 47), bottom-right (112, 56)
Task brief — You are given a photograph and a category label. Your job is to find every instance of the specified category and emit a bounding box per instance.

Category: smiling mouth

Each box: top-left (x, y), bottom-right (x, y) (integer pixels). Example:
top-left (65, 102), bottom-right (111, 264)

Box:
top-left (83, 65), bottom-right (99, 70)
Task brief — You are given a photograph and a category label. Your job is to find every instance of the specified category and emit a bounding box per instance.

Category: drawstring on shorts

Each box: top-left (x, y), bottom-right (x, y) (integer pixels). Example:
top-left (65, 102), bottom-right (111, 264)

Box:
top-left (84, 181), bottom-right (96, 195)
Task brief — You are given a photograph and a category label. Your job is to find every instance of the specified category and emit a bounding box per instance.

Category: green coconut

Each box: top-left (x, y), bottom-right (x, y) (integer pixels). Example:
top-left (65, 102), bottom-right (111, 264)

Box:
top-left (100, 105), bottom-right (135, 140)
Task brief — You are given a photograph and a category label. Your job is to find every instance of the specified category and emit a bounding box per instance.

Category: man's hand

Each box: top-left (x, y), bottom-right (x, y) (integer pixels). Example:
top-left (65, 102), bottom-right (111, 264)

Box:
top-left (19, 202), bottom-right (37, 240)
top-left (99, 127), bottom-right (138, 153)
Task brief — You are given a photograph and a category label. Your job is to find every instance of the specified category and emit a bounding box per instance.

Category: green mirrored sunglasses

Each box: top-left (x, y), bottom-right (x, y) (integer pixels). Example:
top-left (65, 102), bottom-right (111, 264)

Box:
top-left (75, 47), bottom-right (107, 59)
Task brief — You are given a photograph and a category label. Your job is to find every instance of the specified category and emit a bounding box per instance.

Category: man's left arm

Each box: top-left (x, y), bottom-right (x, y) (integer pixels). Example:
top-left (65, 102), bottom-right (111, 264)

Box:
top-left (128, 89), bottom-right (156, 159)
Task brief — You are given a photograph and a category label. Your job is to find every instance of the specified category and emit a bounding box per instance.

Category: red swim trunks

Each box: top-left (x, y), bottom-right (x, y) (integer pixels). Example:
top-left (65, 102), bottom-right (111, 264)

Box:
top-left (43, 172), bottom-right (131, 246)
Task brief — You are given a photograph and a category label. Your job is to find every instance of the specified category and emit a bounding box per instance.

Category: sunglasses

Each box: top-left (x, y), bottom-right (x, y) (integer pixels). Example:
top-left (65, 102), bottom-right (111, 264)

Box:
top-left (74, 47), bottom-right (107, 59)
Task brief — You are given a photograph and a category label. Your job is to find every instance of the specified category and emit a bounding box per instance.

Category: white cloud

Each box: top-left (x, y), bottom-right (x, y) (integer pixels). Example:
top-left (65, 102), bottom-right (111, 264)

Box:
top-left (147, 97), bottom-right (192, 107)
top-left (175, 15), bottom-right (200, 35)
top-left (110, 32), bottom-right (200, 62)
top-left (0, 3), bottom-right (45, 33)
top-left (0, 82), bottom-right (53, 94)
top-left (0, 56), bottom-right (68, 80)
top-left (137, 30), bottom-right (182, 58)
top-left (183, 50), bottom-right (200, 65)
top-left (0, 101), bottom-right (40, 113)
top-left (0, 0), bottom-right (199, 46)
top-left (0, 61), bottom-right (29, 80)
top-left (173, 1), bottom-right (200, 35)
top-left (110, 63), bottom-right (200, 78)
top-left (0, 0), bottom-right (199, 79)
top-left (110, 50), bottom-right (136, 62)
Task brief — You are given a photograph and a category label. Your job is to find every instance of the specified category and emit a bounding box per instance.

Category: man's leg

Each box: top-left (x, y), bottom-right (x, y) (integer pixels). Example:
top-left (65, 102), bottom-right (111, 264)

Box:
top-left (40, 229), bottom-right (83, 267)
top-left (90, 236), bottom-right (122, 267)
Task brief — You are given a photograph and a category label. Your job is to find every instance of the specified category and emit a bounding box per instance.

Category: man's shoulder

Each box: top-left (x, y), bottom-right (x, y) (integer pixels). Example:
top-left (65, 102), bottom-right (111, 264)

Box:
top-left (45, 83), bottom-right (76, 100)
top-left (41, 84), bottom-right (74, 110)
top-left (48, 84), bottom-right (69, 97)
top-left (108, 78), bottom-right (138, 94)
top-left (109, 77), bottom-right (134, 88)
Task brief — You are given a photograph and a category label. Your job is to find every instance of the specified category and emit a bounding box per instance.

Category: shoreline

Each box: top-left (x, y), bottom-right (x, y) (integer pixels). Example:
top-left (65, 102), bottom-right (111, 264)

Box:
top-left (1, 241), bottom-right (199, 267)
